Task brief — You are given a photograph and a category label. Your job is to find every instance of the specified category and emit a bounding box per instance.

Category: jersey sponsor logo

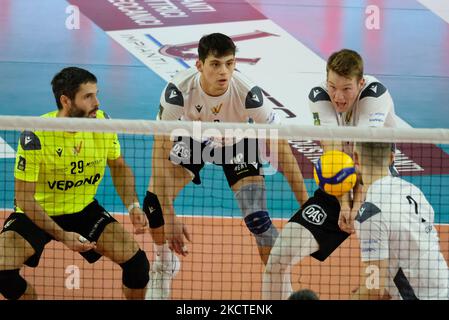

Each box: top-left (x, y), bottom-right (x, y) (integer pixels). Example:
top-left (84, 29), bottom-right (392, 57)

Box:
top-left (211, 103), bottom-right (223, 115)
top-left (3, 218), bottom-right (16, 230)
top-left (245, 86), bottom-right (263, 109)
top-left (313, 112), bottom-right (321, 125)
top-left (20, 131), bottom-right (41, 151)
top-left (170, 140), bottom-right (191, 163)
top-left (368, 112), bottom-right (386, 123)
top-left (165, 83), bottom-right (184, 106)
top-left (17, 156), bottom-right (26, 171)
top-left (301, 204), bottom-right (327, 225)
top-left (47, 174), bottom-right (101, 191)
top-left (73, 141), bottom-right (83, 155)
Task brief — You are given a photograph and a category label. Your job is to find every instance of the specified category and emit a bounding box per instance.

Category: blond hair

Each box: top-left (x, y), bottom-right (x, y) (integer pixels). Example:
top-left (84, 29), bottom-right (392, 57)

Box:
top-left (327, 49), bottom-right (364, 81)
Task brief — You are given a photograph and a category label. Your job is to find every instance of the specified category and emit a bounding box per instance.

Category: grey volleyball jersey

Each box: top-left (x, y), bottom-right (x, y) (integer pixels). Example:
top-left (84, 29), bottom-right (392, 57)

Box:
top-left (309, 75), bottom-right (396, 127)
top-left (158, 68), bottom-right (278, 124)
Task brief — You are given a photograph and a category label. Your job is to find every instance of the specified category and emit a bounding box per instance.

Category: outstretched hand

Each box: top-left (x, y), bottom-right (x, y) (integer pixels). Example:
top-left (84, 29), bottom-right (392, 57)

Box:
top-left (62, 232), bottom-right (96, 252)
top-left (165, 217), bottom-right (191, 257)
top-left (338, 205), bottom-right (356, 234)
top-left (129, 207), bottom-right (149, 234)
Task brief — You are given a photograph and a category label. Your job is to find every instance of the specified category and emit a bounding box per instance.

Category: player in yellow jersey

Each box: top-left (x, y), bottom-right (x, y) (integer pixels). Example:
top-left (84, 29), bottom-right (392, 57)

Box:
top-left (0, 67), bottom-right (150, 300)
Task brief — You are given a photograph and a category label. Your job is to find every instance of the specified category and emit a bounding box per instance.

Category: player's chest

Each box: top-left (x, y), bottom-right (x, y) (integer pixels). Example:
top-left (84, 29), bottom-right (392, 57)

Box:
top-left (42, 133), bottom-right (108, 174)
top-left (184, 94), bottom-right (247, 122)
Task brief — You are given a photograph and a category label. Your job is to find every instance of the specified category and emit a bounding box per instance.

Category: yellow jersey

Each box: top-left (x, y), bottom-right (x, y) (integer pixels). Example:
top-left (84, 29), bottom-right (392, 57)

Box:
top-left (14, 110), bottom-right (120, 216)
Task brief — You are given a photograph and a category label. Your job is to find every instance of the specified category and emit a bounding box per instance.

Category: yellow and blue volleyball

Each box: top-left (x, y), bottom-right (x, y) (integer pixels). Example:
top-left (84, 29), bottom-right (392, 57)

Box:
top-left (313, 150), bottom-right (357, 197)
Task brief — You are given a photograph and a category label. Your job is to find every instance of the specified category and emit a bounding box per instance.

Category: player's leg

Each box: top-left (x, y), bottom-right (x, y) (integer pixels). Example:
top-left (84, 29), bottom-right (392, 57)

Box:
top-left (144, 136), bottom-right (202, 299)
top-left (262, 222), bottom-right (318, 300)
top-left (95, 221), bottom-right (149, 299)
top-left (0, 212), bottom-right (50, 300)
top-left (64, 201), bottom-right (149, 300)
top-left (231, 175), bottom-right (278, 264)
top-left (145, 166), bottom-right (189, 300)
top-left (222, 138), bottom-right (278, 265)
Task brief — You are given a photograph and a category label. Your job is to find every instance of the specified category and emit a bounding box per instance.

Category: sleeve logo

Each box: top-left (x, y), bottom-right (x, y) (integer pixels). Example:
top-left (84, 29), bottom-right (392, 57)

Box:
top-left (17, 156), bottom-right (26, 171)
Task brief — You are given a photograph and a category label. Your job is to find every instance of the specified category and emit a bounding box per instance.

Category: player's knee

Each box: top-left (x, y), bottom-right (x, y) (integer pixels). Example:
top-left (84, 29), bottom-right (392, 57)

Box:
top-left (244, 211), bottom-right (279, 248)
top-left (119, 249), bottom-right (150, 289)
top-left (143, 191), bottom-right (165, 229)
top-left (0, 269), bottom-right (27, 300)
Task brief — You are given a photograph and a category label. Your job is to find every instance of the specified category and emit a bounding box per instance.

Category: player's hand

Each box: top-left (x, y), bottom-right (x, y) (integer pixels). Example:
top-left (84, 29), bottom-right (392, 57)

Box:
top-left (165, 217), bottom-right (191, 257)
top-left (62, 232), bottom-right (96, 252)
top-left (129, 207), bottom-right (149, 234)
top-left (338, 205), bottom-right (356, 234)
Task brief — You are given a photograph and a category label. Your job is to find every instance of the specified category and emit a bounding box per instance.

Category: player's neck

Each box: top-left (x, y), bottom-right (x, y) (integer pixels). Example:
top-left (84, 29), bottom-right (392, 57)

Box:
top-left (363, 168), bottom-right (389, 187)
top-left (56, 109), bottom-right (67, 117)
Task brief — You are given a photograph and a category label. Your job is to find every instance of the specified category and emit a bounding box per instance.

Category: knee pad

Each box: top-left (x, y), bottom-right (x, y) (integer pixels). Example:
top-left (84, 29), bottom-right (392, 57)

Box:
top-left (0, 269), bottom-right (27, 300)
top-left (119, 249), bottom-right (150, 289)
top-left (244, 211), bottom-right (279, 248)
top-left (236, 183), bottom-right (279, 247)
top-left (143, 191), bottom-right (165, 229)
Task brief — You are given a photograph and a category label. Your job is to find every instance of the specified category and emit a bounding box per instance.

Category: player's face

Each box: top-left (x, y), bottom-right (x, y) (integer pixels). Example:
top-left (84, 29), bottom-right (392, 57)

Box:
top-left (197, 53), bottom-right (235, 96)
top-left (327, 70), bottom-right (364, 113)
top-left (68, 82), bottom-right (100, 118)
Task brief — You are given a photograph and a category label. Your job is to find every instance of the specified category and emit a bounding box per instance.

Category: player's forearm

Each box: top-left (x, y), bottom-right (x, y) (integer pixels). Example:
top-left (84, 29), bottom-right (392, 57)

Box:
top-left (111, 163), bottom-right (139, 208)
top-left (277, 139), bottom-right (309, 205)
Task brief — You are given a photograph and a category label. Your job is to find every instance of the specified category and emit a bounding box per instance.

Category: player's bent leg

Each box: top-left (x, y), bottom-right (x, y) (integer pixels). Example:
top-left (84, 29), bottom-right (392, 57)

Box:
top-left (262, 222), bottom-right (318, 300)
top-left (234, 179), bottom-right (278, 264)
top-left (95, 221), bottom-right (149, 299)
top-left (144, 170), bottom-right (190, 300)
top-left (0, 231), bottom-right (36, 300)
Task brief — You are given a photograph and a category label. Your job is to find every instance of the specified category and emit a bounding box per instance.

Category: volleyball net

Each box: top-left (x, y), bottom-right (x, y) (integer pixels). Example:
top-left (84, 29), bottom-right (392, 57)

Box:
top-left (0, 116), bottom-right (448, 300)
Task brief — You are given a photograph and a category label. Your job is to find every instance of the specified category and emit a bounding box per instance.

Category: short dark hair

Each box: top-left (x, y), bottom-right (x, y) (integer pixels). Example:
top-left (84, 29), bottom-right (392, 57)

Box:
top-left (198, 33), bottom-right (236, 62)
top-left (327, 49), bottom-right (364, 81)
top-left (51, 67), bottom-right (97, 110)
top-left (288, 289), bottom-right (319, 300)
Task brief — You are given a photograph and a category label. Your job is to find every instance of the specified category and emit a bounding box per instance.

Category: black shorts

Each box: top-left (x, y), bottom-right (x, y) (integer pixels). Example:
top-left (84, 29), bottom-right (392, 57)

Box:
top-left (169, 136), bottom-right (263, 187)
top-left (289, 188), bottom-right (350, 262)
top-left (0, 200), bottom-right (117, 267)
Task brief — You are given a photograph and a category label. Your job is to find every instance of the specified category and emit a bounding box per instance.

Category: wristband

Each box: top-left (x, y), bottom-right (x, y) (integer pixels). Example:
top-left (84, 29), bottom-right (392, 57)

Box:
top-left (127, 202), bottom-right (140, 213)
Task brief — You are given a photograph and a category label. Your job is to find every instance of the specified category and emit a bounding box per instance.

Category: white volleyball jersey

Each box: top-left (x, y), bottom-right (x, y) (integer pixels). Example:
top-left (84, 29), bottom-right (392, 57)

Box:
top-left (308, 75), bottom-right (397, 127)
top-left (355, 176), bottom-right (449, 300)
top-left (158, 67), bottom-right (278, 124)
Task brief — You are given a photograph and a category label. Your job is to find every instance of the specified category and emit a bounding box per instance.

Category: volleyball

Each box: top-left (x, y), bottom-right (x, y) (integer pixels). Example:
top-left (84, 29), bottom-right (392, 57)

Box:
top-left (313, 150), bottom-right (357, 197)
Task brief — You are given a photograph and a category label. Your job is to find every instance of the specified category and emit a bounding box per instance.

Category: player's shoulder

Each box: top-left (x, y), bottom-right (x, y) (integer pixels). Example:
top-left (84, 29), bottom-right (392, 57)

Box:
top-left (162, 68), bottom-right (197, 107)
top-left (359, 75), bottom-right (388, 100)
top-left (96, 110), bottom-right (111, 119)
top-left (308, 83), bottom-right (331, 103)
top-left (18, 110), bottom-right (59, 150)
top-left (232, 71), bottom-right (264, 109)
top-left (356, 177), bottom-right (394, 223)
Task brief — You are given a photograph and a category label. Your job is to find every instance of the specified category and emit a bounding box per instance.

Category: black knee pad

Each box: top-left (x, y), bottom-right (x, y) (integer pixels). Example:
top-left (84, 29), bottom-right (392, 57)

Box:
top-left (0, 269), bottom-right (27, 300)
top-left (143, 191), bottom-right (165, 229)
top-left (119, 249), bottom-right (150, 289)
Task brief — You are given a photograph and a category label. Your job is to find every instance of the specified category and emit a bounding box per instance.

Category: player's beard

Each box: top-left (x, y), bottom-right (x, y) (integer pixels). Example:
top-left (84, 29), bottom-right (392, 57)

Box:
top-left (68, 102), bottom-right (98, 118)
